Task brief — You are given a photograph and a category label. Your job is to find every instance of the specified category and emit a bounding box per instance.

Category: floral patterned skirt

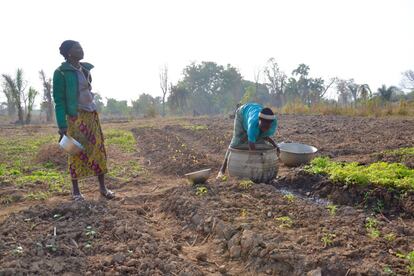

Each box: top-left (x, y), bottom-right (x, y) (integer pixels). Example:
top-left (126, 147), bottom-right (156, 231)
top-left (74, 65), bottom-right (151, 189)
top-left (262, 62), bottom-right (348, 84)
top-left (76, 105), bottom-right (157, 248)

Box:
top-left (67, 110), bottom-right (108, 180)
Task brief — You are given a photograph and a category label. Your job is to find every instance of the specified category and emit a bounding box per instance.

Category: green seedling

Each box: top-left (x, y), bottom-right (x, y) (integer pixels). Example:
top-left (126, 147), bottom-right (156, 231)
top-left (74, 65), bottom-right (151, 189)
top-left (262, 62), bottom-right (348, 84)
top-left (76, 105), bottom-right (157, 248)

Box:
top-left (45, 243), bottom-right (58, 252)
top-left (12, 246), bottom-right (23, 256)
top-left (240, 209), bottom-right (248, 218)
top-left (195, 186), bottom-right (208, 196)
top-left (384, 233), bottom-right (396, 242)
top-left (374, 200), bottom-right (385, 213)
top-left (365, 217), bottom-right (380, 239)
top-left (85, 226), bottom-right (97, 238)
top-left (321, 233), bottom-right (336, 248)
top-left (326, 204), bottom-right (337, 216)
top-left (275, 216), bottom-right (293, 228)
top-left (305, 157), bottom-right (414, 190)
top-left (283, 193), bottom-right (295, 203)
top-left (239, 180), bottom-right (253, 190)
top-left (383, 266), bottom-right (393, 275)
top-left (396, 251), bottom-right (414, 274)
top-left (220, 175), bottom-right (228, 182)
top-left (84, 242), bottom-right (93, 250)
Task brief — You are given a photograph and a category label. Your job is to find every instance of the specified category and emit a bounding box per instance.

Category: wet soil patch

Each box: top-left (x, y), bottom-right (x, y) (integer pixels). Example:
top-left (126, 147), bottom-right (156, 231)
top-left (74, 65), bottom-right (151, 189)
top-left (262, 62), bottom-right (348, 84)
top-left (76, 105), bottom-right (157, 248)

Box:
top-left (274, 170), bottom-right (414, 218)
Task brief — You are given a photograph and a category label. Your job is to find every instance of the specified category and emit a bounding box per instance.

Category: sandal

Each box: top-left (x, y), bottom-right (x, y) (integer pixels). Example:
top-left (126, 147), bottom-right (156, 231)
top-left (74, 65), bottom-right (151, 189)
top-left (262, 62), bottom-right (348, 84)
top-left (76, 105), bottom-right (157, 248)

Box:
top-left (100, 189), bottom-right (115, 199)
top-left (72, 194), bottom-right (85, 201)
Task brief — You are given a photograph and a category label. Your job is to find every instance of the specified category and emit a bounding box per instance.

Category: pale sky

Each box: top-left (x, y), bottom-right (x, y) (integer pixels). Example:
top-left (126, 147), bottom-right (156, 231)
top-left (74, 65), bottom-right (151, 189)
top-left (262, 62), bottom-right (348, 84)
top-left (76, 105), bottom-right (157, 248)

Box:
top-left (0, 0), bottom-right (413, 106)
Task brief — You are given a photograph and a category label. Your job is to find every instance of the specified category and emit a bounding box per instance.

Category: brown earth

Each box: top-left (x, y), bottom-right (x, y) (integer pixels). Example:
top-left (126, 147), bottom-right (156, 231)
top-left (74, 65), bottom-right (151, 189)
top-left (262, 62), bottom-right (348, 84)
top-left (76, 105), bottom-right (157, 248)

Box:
top-left (1, 115), bottom-right (414, 275)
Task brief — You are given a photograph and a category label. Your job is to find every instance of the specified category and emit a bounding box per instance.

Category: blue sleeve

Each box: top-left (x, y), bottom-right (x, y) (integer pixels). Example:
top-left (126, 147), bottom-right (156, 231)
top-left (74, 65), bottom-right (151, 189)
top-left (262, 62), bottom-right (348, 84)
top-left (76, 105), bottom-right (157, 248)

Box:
top-left (247, 118), bottom-right (259, 143)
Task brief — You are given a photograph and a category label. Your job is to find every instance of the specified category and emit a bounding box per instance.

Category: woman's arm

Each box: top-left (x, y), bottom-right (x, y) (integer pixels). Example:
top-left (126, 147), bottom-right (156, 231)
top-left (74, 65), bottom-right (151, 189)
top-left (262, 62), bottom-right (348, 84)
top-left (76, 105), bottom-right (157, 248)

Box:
top-left (52, 70), bottom-right (68, 132)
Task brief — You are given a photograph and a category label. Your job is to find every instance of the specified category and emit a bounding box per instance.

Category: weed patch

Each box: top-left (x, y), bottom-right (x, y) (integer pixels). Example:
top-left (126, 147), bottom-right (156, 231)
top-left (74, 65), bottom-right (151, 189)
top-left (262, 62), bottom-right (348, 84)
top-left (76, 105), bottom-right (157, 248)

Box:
top-left (306, 157), bottom-right (414, 190)
top-left (104, 130), bottom-right (136, 153)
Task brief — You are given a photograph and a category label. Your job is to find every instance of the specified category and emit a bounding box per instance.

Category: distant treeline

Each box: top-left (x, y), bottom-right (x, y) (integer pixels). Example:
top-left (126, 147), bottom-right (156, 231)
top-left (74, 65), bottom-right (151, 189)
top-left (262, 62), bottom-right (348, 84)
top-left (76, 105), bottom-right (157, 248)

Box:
top-left (1, 60), bottom-right (414, 122)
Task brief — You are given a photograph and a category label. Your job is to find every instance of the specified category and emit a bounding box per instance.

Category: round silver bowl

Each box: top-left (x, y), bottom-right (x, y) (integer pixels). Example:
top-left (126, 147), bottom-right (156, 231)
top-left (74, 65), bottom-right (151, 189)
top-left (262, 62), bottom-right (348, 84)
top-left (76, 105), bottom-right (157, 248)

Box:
top-left (278, 142), bottom-right (318, 167)
top-left (59, 135), bottom-right (84, 155)
top-left (185, 168), bottom-right (211, 184)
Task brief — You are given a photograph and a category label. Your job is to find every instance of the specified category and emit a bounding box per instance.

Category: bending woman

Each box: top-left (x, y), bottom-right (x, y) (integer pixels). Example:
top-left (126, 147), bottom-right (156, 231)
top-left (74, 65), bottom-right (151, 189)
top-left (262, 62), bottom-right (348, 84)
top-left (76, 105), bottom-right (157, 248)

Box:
top-left (53, 40), bottom-right (114, 201)
top-left (217, 103), bottom-right (278, 179)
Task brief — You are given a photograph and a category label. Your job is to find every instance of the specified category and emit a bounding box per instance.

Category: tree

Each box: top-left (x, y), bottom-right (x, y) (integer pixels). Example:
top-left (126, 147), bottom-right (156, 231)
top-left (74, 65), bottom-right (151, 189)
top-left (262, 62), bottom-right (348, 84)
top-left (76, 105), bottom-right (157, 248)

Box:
top-left (1, 82), bottom-right (16, 117)
top-left (2, 69), bottom-right (26, 123)
top-left (181, 61), bottom-right (243, 114)
top-left (168, 83), bottom-right (189, 115)
top-left (39, 70), bottom-right (54, 123)
top-left (376, 85), bottom-right (397, 102)
top-left (25, 87), bottom-right (38, 124)
top-left (104, 98), bottom-right (130, 116)
top-left (358, 84), bottom-right (372, 101)
top-left (159, 65), bottom-right (168, 117)
top-left (93, 93), bottom-right (105, 112)
top-left (264, 58), bottom-right (287, 107)
top-left (336, 79), bottom-right (356, 105)
top-left (401, 70), bottom-right (414, 91)
top-left (131, 93), bottom-right (159, 117)
top-left (285, 64), bottom-right (330, 106)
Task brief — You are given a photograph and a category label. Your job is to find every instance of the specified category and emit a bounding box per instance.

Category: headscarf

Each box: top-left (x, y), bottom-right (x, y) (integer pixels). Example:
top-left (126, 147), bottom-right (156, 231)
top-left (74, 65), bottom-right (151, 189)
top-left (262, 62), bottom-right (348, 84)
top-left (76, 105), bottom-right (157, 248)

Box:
top-left (59, 40), bottom-right (78, 59)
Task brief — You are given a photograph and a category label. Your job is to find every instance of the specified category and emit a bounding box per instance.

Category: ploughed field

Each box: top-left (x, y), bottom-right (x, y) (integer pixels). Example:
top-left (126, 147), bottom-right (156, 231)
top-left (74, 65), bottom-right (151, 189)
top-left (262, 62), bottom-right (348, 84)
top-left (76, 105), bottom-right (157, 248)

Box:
top-left (0, 115), bottom-right (413, 275)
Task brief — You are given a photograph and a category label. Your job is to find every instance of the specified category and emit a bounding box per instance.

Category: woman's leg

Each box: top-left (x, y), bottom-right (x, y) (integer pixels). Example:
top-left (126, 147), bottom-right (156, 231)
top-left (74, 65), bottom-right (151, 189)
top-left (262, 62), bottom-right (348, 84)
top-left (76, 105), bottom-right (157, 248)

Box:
top-left (98, 174), bottom-right (115, 199)
top-left (72, 179), bottom-right (81, 195)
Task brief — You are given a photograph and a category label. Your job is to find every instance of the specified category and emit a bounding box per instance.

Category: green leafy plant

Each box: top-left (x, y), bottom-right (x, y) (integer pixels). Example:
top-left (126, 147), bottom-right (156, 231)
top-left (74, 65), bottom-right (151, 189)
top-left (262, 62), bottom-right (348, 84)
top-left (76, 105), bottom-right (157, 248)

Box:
top-left (396, 251), bottom-right (414, 274)
top-left (365, 217), bottom-right (380, 239)
top-left (240, 209), bottom-right (248, 218)
top-left (306, 157), bottom-right (414, 190)
top-left (275, 216), bottom-right (293, 228)
top-left (12, 245), bottom-right (23, 256)
top-left (321, 233), bottom-right (336, 248)
top-left (85, 226), bottom-right (97, 239)
top-left (326, 204), bottom-right (337, 216)
top-left (239, 179), bottom-right (254, 190)
top-left (195, 186), bottom-right (208, 196)
top-left (283, 193), bottom-right (295, 203)
top-left (383, 265), bottom-right (393, 275)
top-left (104, 130), bottom-right (136, 153)
top-left (384, 233), bottom-right (396, 242)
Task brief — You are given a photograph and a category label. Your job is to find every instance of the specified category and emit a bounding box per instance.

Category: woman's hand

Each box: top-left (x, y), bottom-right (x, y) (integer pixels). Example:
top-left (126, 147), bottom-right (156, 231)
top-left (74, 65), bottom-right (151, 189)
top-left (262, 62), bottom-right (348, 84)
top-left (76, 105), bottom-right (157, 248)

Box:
top-left (69, 115), bottom-right (78, 122)
top-left (58, 128), bottom-right (67, 142)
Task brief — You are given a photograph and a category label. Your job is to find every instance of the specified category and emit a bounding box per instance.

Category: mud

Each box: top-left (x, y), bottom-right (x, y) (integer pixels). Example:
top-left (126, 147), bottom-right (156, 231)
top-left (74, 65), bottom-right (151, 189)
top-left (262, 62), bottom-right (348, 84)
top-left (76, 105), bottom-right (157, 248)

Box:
top-left (274, 170), bottom-right (414, 218)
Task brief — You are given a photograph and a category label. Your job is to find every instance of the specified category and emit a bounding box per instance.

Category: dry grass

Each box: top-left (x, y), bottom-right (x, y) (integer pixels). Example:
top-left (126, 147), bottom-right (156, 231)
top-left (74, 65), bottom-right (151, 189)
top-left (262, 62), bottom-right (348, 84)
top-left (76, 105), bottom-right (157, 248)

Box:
top-left (279, 99), bottom-right (414, 117)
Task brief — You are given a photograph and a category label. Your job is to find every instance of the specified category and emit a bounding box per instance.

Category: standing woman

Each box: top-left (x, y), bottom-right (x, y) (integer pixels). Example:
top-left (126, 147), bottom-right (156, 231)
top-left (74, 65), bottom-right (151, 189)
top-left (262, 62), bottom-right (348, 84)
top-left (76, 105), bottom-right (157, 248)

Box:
top-left (53, 40), bottom-right (114, 201)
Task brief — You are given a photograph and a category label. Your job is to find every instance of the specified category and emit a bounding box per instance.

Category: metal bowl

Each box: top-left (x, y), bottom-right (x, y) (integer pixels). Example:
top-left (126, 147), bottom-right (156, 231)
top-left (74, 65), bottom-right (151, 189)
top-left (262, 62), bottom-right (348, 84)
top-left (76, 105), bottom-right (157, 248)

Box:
top-left (59, 135), bottom-right (84, 155)
top-left (185, 168), bottom-right (211, 184)
top-left (278, 142), bottom-right (318, 167)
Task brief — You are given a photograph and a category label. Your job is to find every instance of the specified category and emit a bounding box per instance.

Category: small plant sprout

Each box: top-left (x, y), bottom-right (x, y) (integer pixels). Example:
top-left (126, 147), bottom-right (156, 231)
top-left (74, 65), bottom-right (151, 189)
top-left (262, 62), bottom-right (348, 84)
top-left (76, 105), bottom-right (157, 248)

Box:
top-left (85, 226), bottom-right (97, 239)
top-left (321, 233), bottom-right (336, 248)
top-left (240, 209), bottom-right (248, 218)
top-left (396, 251), bottom-right (414, 274)
top-left (283, 193), bottom-right (295, 203)
top-left (365, 217), bottom-right (380, 239)
top-left (383, 266), bottom-right (393, 275)
top-left (84, 242), bottom-right (93, 249)
top-left (239, 179), bottom-right (253, 190)
top-left (195, 186), bottom-right (208, 196)
top-left (326, 204), bottom-right (337, 216)
top-left (12, 245), bottom-right (24, 256)
top-left (53, 214), bottom-right (62, 219)
top-left (275, 216), bottom-right (293, 228)
top-left (45, 243), bottom-right (58, 252)
top-left (220, 175), bottom-right (228, 182)
top-left (384, 233), bottom-right (396, 242)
